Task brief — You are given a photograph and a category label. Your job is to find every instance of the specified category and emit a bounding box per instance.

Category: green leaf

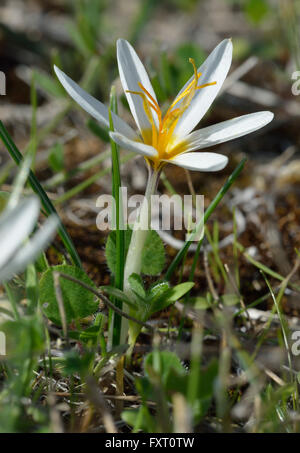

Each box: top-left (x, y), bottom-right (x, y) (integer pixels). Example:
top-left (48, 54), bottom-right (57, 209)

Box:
top-left (148, 281), bottom-right (170, 301)
top-left (245, 0), bottom-right (269, 24)
top-left (150, 281), bottom-right (194, 314)
top-left (144, 350), bottom-right (186, 388)
top-left (192, 359), bottom-right (218, 421)
top-left (141, 230), bottom-right (165, 275)
top-left (60, 350), bottom-right (94, 377)
top-left (39, 265), bottom-right (98, 325)
top-left (99, 285), bottom-right (137, 310)
top-left (48, 143), bottom-right (64, 172)
top-left (122, 406), bottom-right (156, 433)
top-left (128, 273), bottom-right (146, 300)
top-left (121, 409), bottom-right (140, 429)
top-left (105, 229), bottom-right (132, 275)
top-left (106, 228), bottom-right (165, 276)
top-left (2, 316), bottom-right (44, 365)
top-left (68, 322), bottom-right (103, 346)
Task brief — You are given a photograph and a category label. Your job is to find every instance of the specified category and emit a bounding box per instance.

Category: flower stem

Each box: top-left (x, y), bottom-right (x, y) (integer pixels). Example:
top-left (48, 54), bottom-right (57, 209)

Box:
top-left (120, 165), bottom-right (160, 344)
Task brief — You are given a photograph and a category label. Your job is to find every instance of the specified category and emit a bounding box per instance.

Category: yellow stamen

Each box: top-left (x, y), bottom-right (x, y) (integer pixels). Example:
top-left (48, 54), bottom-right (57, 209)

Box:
top-left (189, 57), bottom-right (199, 82)
top-left (127, 57), bottom-right (217, 169)
top-left (126, 89), bottom-right (158, 145)
top-left (196, 81), bottom-right (217, 89)
top-left (138, 83), bottom-right (161, 116)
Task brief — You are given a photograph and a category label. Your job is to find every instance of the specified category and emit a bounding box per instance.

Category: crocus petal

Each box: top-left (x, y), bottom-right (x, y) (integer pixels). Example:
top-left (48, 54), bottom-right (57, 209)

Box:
top-left (0, 215), bottom-right (59, 283)
top-left (182, 111), bottom-right (274, 152)
top-left (0, 197), bottom-right (40, 269)
top-left (110, 131), bottom-right (158, 158)
top-left (117, 39), bottom-right (159, 135)
top-left (173, 39), bottom-right (233, 138)
top-left (54, 65), bottom-right (137, 140)
top-left (165, 152), bottom-right (228, 172)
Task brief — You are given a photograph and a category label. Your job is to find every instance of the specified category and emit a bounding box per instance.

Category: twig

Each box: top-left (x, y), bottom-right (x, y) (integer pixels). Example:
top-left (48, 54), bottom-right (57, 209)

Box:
top-left (203, 248), bottom-right (219, 301)
top-left (184, 168), bottom-right (196, 205)
top-left (53, 272), bottom-right (69, 344)
top-left (85, 377), bottom-right (118, 433)
top-left (173, 393), bottom-right (193, 433)
top-left (58, 272), bottom-right (154, 331)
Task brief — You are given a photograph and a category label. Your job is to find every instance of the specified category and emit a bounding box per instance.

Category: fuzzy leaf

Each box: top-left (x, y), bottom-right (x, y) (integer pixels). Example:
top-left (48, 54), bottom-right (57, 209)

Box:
top-left (150, 281), bottom-right (194, 314)
top-left (105, 229), bottom-right (132, 275)
top-left (128, 273), bottom-right (146, 300)
top-left (39, 265), bottom-right (98, 325)
top-left (106, 228), bottom-right (165, 276)
top-left (144, 351), bottom-right (186, 388)
top-left (148, 281), bottom-right (170, 302)
top-left (141, 230), bottom-right (165, 275)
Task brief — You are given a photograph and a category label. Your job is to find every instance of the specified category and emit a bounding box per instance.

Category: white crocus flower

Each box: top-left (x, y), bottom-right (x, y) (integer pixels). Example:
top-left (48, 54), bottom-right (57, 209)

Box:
top-left (54, 38), bottom-right (273, 173)
top-left (54, 38), bottom-right (274, 345)
top-left (0, 196), bottom-right (59, 282)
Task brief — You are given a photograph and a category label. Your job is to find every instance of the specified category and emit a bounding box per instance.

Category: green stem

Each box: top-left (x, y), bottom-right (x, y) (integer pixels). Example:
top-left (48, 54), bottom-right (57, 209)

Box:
top-left (108, 87), bottom-right (125, 348)
top-left (120, 165), bottom-right (160, 344)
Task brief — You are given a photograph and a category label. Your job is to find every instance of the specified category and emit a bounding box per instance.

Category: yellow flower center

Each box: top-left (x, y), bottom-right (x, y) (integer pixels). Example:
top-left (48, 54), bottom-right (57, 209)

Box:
top-left (127, 58), bottom-right (216, 169)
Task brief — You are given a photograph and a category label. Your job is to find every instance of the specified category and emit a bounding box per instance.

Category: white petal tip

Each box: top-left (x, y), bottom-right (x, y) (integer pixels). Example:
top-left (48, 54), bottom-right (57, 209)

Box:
top-left (109, 132), bottom-right (158, 158)
top-left (53, 65), bottom-right (64, 81)
top-left (262, 111), bottom-right (274, 123)
top-left (166, 152), bottom-right (228, 172)
top-left (116, 39), bottom-right (132, 55)
top-left (117, 38), bottom-right (128, 47)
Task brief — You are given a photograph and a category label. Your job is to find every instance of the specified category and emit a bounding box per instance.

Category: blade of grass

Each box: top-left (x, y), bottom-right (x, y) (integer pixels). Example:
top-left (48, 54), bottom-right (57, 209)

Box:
top-left (0, 121), bottom-right (82, 268)
top-left (165, 158), bottom-right (246, 281)
top-left (108, 86), bottom-right (125, 347)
